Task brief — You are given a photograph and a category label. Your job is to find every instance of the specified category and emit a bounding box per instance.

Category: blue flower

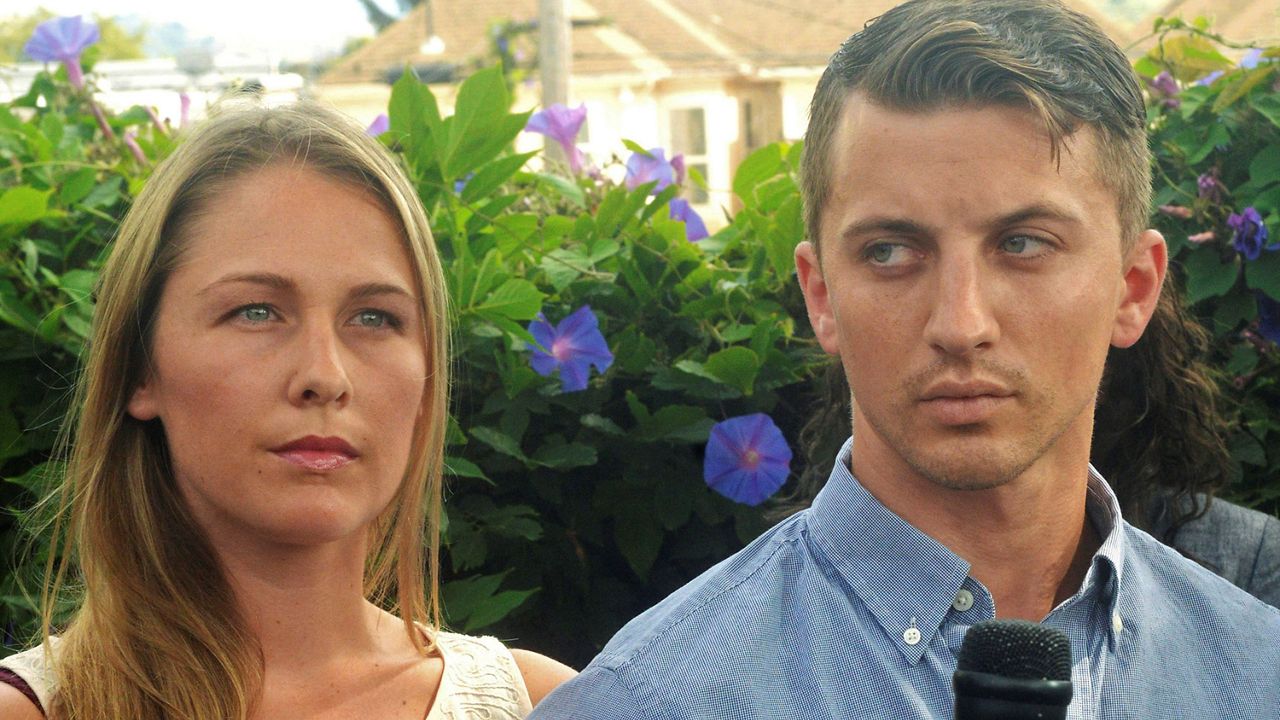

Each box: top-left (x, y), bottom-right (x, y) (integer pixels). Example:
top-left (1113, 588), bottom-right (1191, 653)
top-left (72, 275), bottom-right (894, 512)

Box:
top-left (453, 172), bottom-right (474, 195)
top-left (625, 148), bottom-right (681, 194)
top-left (527, 305), bottom-right (613, 392)
top-left (1257, 292), bottom-right (1280, 345)
top-left (669, 198), bottom-right (708, 241)
top-left (366, 113), bottom-right (389, 137)
top-left (1195, 70), bottom-right (1224, 87)
top-left (1241, 48), bottom-right (1264, 70)
top-left (525, 103), bottom-right (587, 173)
top-left (24, 16), bottom-right (99, 90)
top-left (1228, 207), bottom-right (1277, 261)
top-left (703, 414), bottom-right (792, 506)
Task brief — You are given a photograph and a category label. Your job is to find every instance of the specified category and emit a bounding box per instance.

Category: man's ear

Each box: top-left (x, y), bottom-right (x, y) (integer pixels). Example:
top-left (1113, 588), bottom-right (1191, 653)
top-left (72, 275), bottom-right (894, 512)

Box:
top-left (795, 241), bottom-right (841, 356)
top-left (1112, 229), bottom-right (1168, 349)
top-left (126, 375), bottom-right (160, 421)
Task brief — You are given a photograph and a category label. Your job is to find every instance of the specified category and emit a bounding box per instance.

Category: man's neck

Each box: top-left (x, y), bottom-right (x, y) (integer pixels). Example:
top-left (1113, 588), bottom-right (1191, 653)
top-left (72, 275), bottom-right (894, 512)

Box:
top-left (850, 427), bottom-right (1101, 621)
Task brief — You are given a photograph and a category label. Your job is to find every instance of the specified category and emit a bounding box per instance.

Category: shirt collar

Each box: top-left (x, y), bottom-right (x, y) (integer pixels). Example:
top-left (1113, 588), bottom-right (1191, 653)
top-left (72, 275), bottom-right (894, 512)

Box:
top-left (807, 438), bottom-right (1131, 663)
top-left (807, 438), bottom-right (971, 664)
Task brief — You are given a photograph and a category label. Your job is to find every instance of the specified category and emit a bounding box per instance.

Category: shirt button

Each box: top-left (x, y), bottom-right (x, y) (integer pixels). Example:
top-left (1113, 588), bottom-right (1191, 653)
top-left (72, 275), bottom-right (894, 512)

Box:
top-left (903, 627), bottom-right (922, 646)
top-left (1112, 611), bottom-right (1124, 634)
top-left (952, 589), bottom-right (974, 612)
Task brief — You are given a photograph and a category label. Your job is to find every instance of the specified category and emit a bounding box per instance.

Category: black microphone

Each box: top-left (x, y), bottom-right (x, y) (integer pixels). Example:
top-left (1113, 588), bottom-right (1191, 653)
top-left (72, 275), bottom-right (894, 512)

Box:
top-left (953, 619), bottom-right (1073, 720)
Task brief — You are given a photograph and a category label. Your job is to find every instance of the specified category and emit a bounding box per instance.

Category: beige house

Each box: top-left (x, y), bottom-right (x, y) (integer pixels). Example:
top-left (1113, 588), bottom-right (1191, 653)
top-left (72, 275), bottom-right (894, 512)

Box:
top-left (317, 0), bottom-right (1124, 217)
top-left (1132, 0), bottom-right (1280, 47)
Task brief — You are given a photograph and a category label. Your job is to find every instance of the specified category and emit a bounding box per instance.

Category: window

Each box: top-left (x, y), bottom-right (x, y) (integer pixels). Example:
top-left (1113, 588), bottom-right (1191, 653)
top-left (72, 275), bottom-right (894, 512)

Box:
top-left (669, 107), bottom-right (709, 203)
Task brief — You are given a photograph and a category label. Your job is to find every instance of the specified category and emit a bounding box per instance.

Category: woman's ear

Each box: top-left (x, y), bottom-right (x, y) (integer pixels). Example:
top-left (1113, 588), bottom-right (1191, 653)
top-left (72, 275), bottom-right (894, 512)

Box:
top-left (126, 376), bottom-right (160, 421)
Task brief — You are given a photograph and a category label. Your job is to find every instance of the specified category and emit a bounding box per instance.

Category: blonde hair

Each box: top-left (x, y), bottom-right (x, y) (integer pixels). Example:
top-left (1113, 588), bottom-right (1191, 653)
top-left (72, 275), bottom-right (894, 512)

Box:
top-left (40, 100), bottom-right (449, 719)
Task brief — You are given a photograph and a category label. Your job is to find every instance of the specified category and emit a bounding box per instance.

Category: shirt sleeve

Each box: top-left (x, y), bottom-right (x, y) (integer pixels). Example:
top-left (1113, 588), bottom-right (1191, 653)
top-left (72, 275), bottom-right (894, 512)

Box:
top-left (527, 663), bottom-right (658, 720)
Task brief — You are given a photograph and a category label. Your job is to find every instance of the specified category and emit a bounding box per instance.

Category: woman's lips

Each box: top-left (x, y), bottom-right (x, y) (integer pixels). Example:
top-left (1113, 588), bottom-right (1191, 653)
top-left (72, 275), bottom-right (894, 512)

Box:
top-left (274, 449), bottom-right (355, 471)
top-left (270, 435), bottom-right (358, 472)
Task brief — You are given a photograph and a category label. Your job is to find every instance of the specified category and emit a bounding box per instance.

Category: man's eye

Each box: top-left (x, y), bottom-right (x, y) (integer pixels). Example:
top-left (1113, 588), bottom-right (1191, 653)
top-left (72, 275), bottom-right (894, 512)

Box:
top-left (864, 243), bottom-right (915, 266)
top-left (1001, 235), bottom-right (1049, 255)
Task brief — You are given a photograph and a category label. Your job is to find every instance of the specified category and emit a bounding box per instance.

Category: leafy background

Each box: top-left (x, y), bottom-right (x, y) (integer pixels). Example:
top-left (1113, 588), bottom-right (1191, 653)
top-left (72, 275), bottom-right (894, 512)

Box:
top-left (3, 23), bottom-right (1278, 666)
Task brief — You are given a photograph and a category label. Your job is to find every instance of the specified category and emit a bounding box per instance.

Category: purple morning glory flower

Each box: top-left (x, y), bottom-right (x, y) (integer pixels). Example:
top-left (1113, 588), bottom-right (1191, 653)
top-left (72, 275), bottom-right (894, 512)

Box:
top-left (669, 197), bottom-right (708, 241)
top-left (525, 103), bottom-right (587, 173)
top-left (453, 172), bottom-right (474, 195)
top-left (527, 305), bottom-right (613, 392)
top-left (1241, 48), bottom-right (1264, 70)
top-left (625, 148), bottom-right (681, 194)
top-left (1228, 207), bottom-right (1277, 260)
top-left (367, 113), bottom-right (390, 137)
top-left (704, 413), bottom-right (792, 506)
top-left (1197, 172), bottom-right (1222, 201)
top-left (1257, 292), bottom-right (1280, 344)
top-left (1148, 71), bottom-right (1180, 108)
top-left (23, 16), bottom-right (99, 90)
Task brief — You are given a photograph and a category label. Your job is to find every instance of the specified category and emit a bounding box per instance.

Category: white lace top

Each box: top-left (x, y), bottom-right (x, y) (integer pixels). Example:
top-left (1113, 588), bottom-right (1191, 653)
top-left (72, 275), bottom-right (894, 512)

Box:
top-left (0, 631), bottom-right (533, 719)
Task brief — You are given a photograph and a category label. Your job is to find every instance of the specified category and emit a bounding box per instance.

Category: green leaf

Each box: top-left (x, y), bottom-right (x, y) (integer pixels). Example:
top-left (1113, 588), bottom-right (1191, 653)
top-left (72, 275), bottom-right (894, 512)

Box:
top-left (1212, 66), bottom-right (1276, 112)
top-left (462, 588), bottom-right (538, 631)
top-left (621, 139), bottom-right (651, 156)
top-left (444, 456), bottom-right (490, 482)
top-left (703, 346), bottom-right (762, 395)
top-left (581, 413), bottom-right (625, 436)
top-left (59, 167), bottom-right (97, 206)
top-left (472, 279), bottom-right (545, 321)
top-left (443, 67), bottom-right (517, 177)
top-left (469, 426), bottom-right (526, 461)
top-left (0, 187), bottom-right (52, 228)
top-left (614, 508), bottom-right (663, 579)
top-left (460, 151), bottom-right (536, 203)
top-left (1182, 250), bottom-right (1239, 304)
top-left (637, 405), bottom-right (713, 443)
top-left (1248, 144), bottom-right (1280, 187)
top-left (1252, 93), bottom-right (1280, 129)
top-left (532, 172), bottom-right (585, 208)
top-left (732, 144), bottom-right (784, 207)
top-left (531, 442), bottom-right (598, 469)
top-left (1245, 251), bottom-right (1280, 300)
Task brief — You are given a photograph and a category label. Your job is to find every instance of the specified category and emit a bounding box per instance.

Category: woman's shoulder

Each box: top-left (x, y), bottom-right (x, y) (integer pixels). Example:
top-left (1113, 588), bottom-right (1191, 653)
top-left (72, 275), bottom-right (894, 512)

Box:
top-left (430, 631), bottom-right (574, 717)
top-left (0, 641), bottom-right (59, 717)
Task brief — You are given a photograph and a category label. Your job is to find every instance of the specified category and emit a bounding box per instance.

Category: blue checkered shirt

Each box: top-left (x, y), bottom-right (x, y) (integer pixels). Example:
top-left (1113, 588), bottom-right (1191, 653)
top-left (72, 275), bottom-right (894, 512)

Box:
top-left (530, 439), bottom-right (1280, 719)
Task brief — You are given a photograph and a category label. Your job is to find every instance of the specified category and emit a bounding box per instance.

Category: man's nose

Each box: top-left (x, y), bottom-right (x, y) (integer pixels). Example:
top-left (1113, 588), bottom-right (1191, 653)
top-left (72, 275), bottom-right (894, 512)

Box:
top-left (921, 256), bottom-right (1000, 357)
top-left (286, 322), bottom-right (353, 407)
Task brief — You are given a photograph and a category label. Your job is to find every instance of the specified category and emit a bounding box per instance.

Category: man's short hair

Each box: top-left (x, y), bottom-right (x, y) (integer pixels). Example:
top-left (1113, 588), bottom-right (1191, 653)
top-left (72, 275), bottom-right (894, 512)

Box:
top-left (801, 0), bottom-right (1150, 250)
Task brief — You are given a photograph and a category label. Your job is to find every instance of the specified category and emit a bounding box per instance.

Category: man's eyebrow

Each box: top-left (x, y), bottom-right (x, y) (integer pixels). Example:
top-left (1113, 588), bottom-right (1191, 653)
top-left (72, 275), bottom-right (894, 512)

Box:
top-left (839, 217), bottom-right (933, 242)
top-left (991, 203), bottom-right (1084, 228)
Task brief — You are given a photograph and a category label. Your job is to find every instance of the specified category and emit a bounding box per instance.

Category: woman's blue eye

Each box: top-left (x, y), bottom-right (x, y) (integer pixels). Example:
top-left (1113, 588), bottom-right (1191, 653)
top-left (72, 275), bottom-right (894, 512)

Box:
top-left (239, 305), bottom-right (272, 322)
top-left (353, 310), bottom-right (398, 329)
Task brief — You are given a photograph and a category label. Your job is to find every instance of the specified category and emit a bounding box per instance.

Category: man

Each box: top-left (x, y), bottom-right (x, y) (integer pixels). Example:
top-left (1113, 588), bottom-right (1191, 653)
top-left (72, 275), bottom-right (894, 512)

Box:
top-left (529, 1), bottom-right (1280, 717)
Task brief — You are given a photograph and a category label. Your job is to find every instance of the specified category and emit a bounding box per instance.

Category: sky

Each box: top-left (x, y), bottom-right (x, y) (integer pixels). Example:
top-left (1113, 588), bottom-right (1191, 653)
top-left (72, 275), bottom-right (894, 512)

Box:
top-left (2, 0), bottom-right (378, 62)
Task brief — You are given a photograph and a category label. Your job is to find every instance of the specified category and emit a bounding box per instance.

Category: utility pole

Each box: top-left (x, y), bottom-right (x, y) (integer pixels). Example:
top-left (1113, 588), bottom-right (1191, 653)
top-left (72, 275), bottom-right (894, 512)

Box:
top-left (539, 0), bottom-right (571, 162)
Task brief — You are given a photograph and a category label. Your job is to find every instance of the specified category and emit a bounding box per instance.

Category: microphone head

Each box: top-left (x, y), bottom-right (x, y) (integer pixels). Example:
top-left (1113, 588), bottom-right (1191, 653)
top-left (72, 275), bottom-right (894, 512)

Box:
top-left (956, 619), bottom-right (1071, 682)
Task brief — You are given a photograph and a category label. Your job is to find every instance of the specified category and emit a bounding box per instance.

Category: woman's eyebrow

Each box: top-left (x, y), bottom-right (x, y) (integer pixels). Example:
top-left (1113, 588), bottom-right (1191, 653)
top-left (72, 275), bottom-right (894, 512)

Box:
top-left (198, 272), bottom-right (293, 296)
top-left (348, 282), bottom-right (416, 303)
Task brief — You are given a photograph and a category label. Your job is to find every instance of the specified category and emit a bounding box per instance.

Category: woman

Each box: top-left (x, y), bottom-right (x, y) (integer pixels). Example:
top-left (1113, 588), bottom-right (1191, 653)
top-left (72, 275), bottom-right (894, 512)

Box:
top-left (0, 101), bottom-right (574, 718)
